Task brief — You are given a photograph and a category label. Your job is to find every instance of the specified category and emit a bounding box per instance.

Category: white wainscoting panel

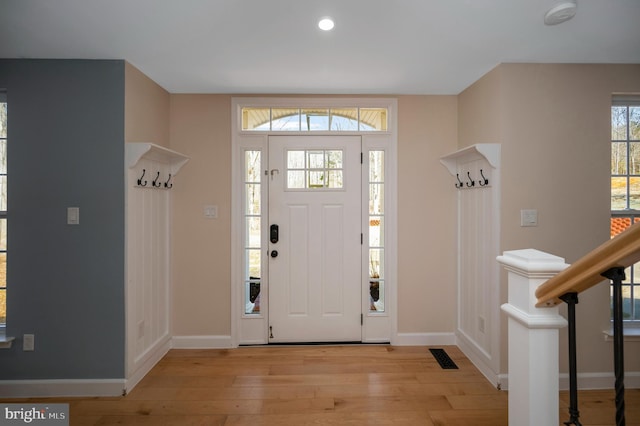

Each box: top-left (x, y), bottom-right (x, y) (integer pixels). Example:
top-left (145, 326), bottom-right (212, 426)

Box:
top-left (125, 143), bottom-right (188, 392)
top-left (441, 144), bottom-right (501, 386)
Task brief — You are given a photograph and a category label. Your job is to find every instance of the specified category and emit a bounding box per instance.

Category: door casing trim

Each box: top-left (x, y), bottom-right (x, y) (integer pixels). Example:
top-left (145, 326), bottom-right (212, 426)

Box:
top-left (230, 97), bottom-right (398, 346)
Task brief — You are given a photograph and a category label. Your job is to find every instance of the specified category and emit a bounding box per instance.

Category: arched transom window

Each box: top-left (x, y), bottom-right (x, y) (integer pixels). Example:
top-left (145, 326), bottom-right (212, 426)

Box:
top-left (242, 107), bottom-right (388, 132)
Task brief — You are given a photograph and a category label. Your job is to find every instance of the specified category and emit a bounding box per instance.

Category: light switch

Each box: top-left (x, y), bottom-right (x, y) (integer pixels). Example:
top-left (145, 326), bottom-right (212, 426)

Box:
top-left (521, 209), bottom-right (538, 227)
top-left (204, 205), bottom-right (218, 219)
top-left (67, 207), bottom-right (80, 225)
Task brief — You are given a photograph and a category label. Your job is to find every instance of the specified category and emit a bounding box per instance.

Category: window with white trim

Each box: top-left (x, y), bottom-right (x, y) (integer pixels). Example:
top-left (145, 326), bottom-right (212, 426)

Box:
top-left (368, 150), bottom-right (385, 312)
top-left (611, 96), bottom-right (640, 322)
top-left (242, 107), bottom-right (388, 132)
top-left (243, 149), bottom-right (262, 315)
top-left (0, 91), bottom-right (7, 326)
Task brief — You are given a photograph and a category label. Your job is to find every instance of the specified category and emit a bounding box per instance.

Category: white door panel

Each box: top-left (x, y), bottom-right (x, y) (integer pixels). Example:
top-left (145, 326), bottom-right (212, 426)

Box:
top-left (269, 136), bottom-right (361, 342)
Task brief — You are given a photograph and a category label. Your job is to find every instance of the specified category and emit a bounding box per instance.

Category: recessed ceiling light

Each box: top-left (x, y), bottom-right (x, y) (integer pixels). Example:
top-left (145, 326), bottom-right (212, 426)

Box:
top-left (318, 17), bottom-right (335, 31)
top-left (544, 1), bottom-right (577, 25)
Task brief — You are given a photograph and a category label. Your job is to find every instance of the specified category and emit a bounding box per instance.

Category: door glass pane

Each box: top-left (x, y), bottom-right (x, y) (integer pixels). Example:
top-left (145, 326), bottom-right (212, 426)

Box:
top-left (369, 249), bottom-right (384, 279)
top-left (244, 149), bottom-right (262, 314)
top-left (245, 249), bottom-right (261, 279)
top-left (360, 108), bottom-right (387, 131)
top-left (301, 109), bottom-right (329, 131)
top-left (309, 171), bottom-right (325, 187)
top-left (245, 247), bottom-right (261, 315)
top-left (245, 217), bottom-right (261, 247)
top-left (245, 184), bottom-right (261, 215)
top-left (245, 279), bottom-right (261, 314)
top-left (308, 151), bottom-right (324, 168)
top-left (370, 184), bottom-right (384, 215)
top-left (286, 149), bottom-right (344, 190)
top-left (272, 108), bottom-right (300, 131)
top-left (241, 105), bottom-right (388, 132)
top-left (245, 151), bottom-right (261, 182)
top-left (370, 151), bottom-right (384, 182)
top-left (612, 106), bottom-right (627, 140)
top-left (369, 279), bottom-right (384, 312)
top-left (611, 177), bottom-right (627, 210)
top-left (287, 151), bottom-right (305, 169)
top-left (242, 108), bottom-right (270, 131)
top-left (327, 170), bottom-right (343, 188)
top-left (369, 216), bottom-right (384, 247)
top-left (326, 150), bottom-right (343, 168)
top-left (287, 170), bottom-right (305, 188)
top-left (330, 108), bottom-right (358, 131)
top-left (369, 249), bottom-right (385, 312)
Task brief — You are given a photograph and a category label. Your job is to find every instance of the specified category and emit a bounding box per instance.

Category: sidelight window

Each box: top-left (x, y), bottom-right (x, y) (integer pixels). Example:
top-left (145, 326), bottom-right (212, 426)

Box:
top-left (368, 150), bottom-right (385, 312)
top-left (244, 150), bottom-right (262, 315)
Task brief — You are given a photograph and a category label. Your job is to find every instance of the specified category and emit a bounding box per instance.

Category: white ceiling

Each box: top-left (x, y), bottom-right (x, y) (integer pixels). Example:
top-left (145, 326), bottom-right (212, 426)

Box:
top-left (1, 0), bottom-right (639, 95)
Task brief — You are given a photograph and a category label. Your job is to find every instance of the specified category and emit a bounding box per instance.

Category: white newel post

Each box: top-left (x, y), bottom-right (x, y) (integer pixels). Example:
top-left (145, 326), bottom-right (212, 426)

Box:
top-left (497, 249), bottom-right (569, 426)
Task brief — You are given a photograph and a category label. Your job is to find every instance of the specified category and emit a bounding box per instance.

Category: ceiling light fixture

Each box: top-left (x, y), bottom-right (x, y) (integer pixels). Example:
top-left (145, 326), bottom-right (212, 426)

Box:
top-left (544, 0), bottom-right (577, 25)
top-left (318, 17), bottom-right (335, 31)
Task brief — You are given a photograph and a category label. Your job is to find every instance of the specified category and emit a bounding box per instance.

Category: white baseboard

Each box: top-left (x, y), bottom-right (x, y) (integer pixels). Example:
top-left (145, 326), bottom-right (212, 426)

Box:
top-left (125, 337), bottom-right (172, 394)
top-left (171, 335), bottom-right (232, 349)
top-left (0, 379), bottom-right (125, 398)
top-left (498, 371), bottom-right (640, 391)
top-left (392, 332), bottom-right (456, 346)
top-left (456, 332), bottom-right (502, 389)
top-left (563, 371), bottom-right (640, 390)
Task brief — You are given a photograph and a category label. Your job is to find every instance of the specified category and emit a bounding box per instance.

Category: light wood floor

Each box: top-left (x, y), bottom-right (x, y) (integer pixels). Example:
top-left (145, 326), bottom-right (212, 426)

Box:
top-left (3, 345), bottom-right (639, 425)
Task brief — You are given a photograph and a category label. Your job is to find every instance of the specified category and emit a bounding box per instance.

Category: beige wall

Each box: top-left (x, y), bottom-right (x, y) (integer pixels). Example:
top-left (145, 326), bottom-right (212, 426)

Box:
top-left (124, 62), bottom-right (170, 146)
top-left (397, 96), bottom-right (458, 332)
top-left (169, 95), bottom-right (232, 336)
top-left (459, 63), bottom-right (640, 375)
top-left (131, 62), bottom-right (639, 379)
top-left (167, 94), bottom-right (459, 338)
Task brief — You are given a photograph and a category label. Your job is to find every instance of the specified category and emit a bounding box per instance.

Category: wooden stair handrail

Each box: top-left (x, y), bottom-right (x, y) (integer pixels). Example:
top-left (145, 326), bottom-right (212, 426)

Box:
top-left (535, 221), bottom-right (640, 307)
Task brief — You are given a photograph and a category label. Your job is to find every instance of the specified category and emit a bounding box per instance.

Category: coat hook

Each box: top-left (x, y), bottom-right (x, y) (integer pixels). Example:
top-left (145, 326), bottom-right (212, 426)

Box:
top-left (455, 173), bottom-right (464, 189)
top-left (466, 171), bottom-right (475, 187)
top-left (164, 173), bottom-right (173, 189)
top-left (152, 171), bottom-right (162, 187)
top-left (479, 169), bottom-right (489, 186)
top-left (137, 169), bottom-right (147, 187)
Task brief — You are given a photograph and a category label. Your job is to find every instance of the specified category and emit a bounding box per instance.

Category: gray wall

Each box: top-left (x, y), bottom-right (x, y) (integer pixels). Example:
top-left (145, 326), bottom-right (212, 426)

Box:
top-left (0, 59), bottom-right (125, 379)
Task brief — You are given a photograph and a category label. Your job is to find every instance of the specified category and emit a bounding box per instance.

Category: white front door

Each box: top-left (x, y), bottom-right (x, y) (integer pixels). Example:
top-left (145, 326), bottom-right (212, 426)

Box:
top-left (268, 136), bottom-right (362, 342)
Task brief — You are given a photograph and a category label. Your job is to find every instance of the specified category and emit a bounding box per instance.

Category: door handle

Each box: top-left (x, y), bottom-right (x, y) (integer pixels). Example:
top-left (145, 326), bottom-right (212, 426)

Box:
top-left (270, 224), bottom-right (279, 244)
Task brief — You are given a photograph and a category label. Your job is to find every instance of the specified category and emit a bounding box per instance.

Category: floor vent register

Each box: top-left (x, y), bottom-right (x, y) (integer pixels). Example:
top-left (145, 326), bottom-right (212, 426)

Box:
top-left (429, 348), bottom-right (459, 369)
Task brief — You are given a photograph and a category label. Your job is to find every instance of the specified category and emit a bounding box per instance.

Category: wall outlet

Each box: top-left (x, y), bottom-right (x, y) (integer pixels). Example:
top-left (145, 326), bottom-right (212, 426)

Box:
top-left (478, 316), bottom-right (486, 333)
top-left (23, 334), bottom-right (34, 351)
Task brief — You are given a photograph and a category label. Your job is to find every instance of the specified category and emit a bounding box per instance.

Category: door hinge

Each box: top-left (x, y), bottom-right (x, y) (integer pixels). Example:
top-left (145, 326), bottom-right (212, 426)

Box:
top-left (361, 152), bottom-right (364, 164)
top-left (361, 233), bottom-right (363, 245)
top-left (361, 313), bottom-right (364, 325)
